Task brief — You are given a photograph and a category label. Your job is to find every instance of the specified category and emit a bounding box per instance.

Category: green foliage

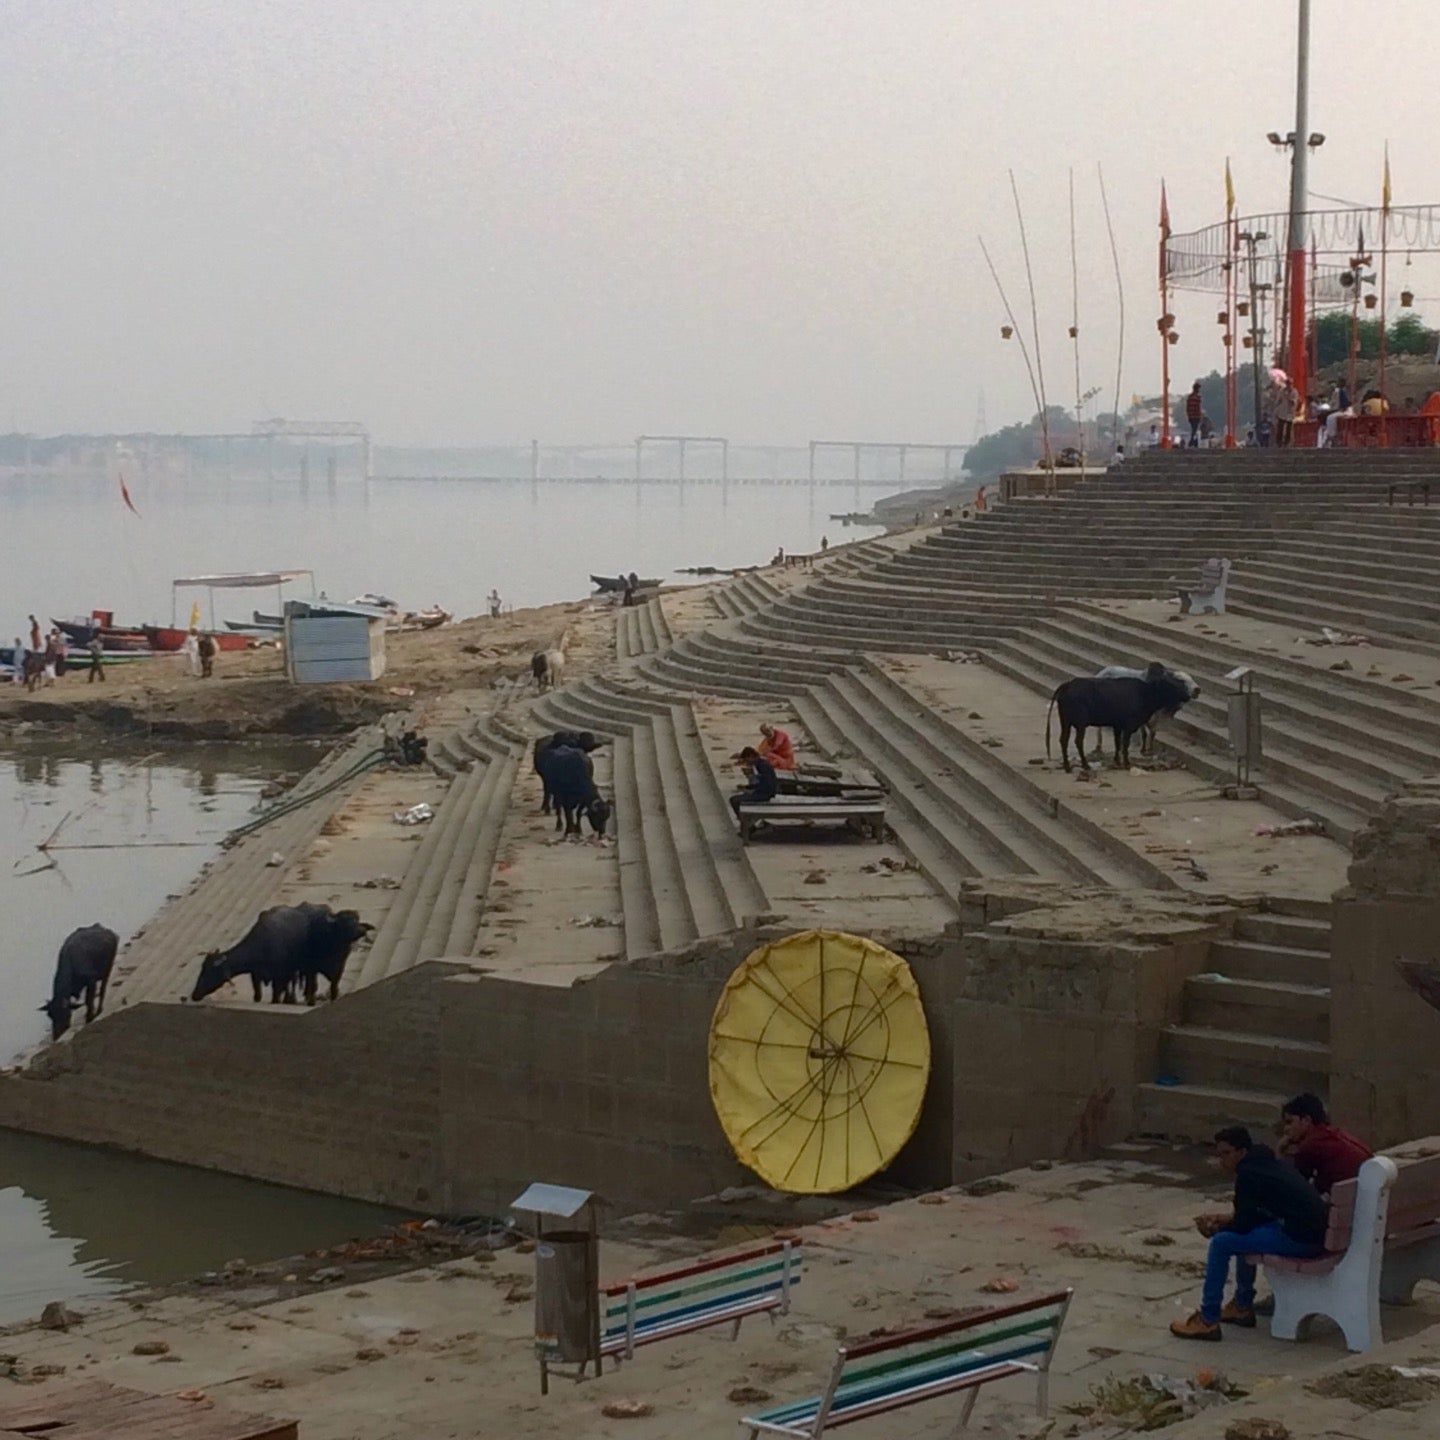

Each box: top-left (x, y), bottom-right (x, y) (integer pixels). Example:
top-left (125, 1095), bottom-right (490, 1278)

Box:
top-left (1169, 366), bottom-right (1258, 432)
top-left (963, 406), bottom-right (1072, 478)
top-left (1314, 310), bottom-right (1437, 367)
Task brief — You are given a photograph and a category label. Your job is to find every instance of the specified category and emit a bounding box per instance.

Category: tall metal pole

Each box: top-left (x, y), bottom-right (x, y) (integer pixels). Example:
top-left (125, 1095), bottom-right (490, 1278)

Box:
top-left (1285, 0), bottom-right (1312, 401)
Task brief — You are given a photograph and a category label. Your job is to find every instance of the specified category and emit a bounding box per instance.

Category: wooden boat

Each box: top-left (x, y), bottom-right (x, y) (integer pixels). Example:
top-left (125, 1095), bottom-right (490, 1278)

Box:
top-left (591, 574), bottom-right (662, 593)
top-left (4, 644), bottom-right (150, 668)
top-left (143, 625), bottom-right (252, 653)
top-left (400, 607), bottom-right (450, 630)
top-left (53, 616), bottom-right (151, 651)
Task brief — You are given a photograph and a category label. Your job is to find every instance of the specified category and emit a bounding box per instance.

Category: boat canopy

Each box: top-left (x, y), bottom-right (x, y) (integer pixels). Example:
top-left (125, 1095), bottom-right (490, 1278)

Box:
top-left (171, 571), bottom-right (314, 590)
top-left (170, 571), bottom-right (316, 628)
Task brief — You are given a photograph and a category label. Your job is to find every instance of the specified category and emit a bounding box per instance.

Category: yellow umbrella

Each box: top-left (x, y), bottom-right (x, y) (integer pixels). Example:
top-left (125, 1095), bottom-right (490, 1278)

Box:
top-left (708, 930), bottom-right (930, 1195)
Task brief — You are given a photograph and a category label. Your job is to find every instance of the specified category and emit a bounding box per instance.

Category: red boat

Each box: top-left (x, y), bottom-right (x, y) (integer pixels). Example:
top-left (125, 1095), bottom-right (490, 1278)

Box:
top-left (53, 612), bottom-right (151, 651)
top-left (143, 625), bottom-right (252, 653)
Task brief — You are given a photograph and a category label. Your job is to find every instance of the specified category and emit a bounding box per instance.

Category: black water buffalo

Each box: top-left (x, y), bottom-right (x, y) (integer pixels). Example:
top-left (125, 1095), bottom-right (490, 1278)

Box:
top-left (192, 904), bottom-right (374, 1005)
top-left (533, 731), bottom-right (600, 814)
top-left (40, 924), bottom-right (119, 1039)
top-left (541, 743), bottom-right (611, 837)
top-left (1046, 663), bottom-right (1197, 772)
top-left (193, 905), bottom-right (311, 1002)
top-left (289, 904), bottom-right (374, 1005)
top-left (1094, 664), bottom-right (1202, 756)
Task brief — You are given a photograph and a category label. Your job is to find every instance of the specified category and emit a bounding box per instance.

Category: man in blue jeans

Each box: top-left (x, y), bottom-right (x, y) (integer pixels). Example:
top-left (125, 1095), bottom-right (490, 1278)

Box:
top-left (1170, 1126), bottom-right (1328, 1341)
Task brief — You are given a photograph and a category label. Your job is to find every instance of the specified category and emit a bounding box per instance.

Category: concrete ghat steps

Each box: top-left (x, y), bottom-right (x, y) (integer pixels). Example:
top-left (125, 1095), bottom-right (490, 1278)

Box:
top-left (117, 731), bottom-right (385, 1007)
top-left (531, 677), bottom-right (767, 956)
top-left (442, 728), bottom-right (523, 958)
top-left (984, 623), bottom-right (1393, 845)
top-left (835, 662), bottom-right (1172, 889)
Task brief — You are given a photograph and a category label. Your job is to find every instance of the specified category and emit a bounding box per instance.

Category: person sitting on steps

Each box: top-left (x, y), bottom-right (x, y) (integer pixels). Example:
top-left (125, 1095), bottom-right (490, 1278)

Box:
top-left (1170, 1125), bottom-right (1327, 1342)
top-left (758, 722), bottom-right (796, 771)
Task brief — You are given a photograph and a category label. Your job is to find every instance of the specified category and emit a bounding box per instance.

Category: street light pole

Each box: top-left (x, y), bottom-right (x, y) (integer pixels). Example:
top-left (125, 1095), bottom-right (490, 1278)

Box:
top-left (1285, 0), bottom-right (1312, 401)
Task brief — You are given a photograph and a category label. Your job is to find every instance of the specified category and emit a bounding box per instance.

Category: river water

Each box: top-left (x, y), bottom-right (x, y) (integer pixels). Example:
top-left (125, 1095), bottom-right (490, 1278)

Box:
top-left (1, 470), bottom-right (886, 626)
top-left (0, 475), bottom-right (887, 1326)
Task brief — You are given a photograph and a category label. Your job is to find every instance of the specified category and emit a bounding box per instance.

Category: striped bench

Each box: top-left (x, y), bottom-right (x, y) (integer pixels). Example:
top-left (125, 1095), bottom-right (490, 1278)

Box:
top-left (741, 1289), bottom-right (1073, 1437)
top-left (601, 1238), bottom-right (802, 1364)
top-left (1250, 1143), bottom-right (1440, 1352)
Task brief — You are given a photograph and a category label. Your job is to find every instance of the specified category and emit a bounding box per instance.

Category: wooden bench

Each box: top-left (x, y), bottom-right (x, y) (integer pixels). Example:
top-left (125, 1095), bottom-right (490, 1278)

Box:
top-left (737, 797), bottom-right (886, 844)
top-left (1387, 480), bottom-right (1433, 507)
top-left (1176, 557), bottom-right (1231, 616)
top-left (741, 1290), bottom-right (1073, 1437)
top-left (1250, 1144), bottom-right (1440, 1351)
top-left (600, 1238), bottom-right (803, 1364)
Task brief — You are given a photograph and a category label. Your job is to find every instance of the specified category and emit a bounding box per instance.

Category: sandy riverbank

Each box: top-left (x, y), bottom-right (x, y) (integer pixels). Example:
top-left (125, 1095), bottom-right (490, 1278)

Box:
top-left (0, 598), bottom-right (621, 742)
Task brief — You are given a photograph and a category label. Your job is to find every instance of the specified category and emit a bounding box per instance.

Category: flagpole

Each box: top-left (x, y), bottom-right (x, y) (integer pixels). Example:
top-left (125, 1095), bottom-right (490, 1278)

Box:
top-left (1380, 144), bottom-right (1390, 446)
top-left (1225, 160), bottom-right (1237, 448)
top-left (1285, 0), bottom-right (1312, 404)
top-left (1160, 182), bottom-right (1172, 449)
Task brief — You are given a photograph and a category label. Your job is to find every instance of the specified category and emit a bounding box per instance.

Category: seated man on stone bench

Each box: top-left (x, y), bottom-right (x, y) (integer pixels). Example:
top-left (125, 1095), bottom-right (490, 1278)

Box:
top-left (730, 746), bottom-right (779, 820)
top-left (1170, 1125), bottom-right (1327, 1342)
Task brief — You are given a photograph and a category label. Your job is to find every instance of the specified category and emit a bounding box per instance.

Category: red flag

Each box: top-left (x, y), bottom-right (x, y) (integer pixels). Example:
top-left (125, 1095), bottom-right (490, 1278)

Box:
top-left (118, 472), bottom-right (140, 517)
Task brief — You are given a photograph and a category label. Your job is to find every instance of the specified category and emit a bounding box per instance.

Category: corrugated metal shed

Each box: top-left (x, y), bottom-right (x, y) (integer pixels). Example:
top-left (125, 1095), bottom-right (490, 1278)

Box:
top-left (284, 613), bottom-right (386, 684)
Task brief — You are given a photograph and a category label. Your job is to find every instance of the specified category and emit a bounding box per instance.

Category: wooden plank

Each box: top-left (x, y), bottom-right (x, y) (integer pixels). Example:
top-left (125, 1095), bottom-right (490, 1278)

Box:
top-left (0, 1381), bottom-right (295, 1440)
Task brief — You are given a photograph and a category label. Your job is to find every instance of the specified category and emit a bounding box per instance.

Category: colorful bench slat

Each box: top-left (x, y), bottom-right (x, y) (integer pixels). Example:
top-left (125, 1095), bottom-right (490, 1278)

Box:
top-left (601, 1239), bottom-right (802, 1363)
top-left (742, 1290), bottom-right (1072, 1438)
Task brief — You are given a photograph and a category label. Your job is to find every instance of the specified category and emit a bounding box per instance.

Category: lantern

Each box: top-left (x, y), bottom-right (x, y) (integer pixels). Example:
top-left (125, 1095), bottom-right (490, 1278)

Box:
top-left (1364, 293), bottom-right (1378, 310)
top-left (1217, 310), bottom-right (1229, 325)
top-left (1401, 289), bottom-right (1414, 308)
top-left (1237, 300), bottom-right (1251, 317)
top-left (1000, 325), bottom-right (1013, 339)
top-left (1167, 332), bottom-right (1179, 345)
top-left (1067, 325), bottom-right (1078, 338)
top-left (1222, 333), bottom-right (1233, 346)
top-left (1243, 336), bottom-right (1254, 349)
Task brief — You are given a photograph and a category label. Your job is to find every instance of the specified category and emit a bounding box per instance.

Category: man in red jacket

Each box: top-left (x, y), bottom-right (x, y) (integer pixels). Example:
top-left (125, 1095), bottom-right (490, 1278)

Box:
top-left (1279, 1092), bottom-right (1371, 1198)
top-left (1185, 380), bottom-right (1204, 448)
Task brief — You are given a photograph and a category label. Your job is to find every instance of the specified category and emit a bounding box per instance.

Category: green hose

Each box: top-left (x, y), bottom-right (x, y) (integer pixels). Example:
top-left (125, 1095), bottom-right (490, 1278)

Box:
top-left (224, 748), bottom-right (389, 845)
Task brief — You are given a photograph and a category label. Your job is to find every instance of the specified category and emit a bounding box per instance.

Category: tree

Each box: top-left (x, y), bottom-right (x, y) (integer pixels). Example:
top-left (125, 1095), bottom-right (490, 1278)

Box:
top-left (1314, 310), bottom-right (1437, 367)
top-left (964, 406), bottom-right (1075, 478)
top-left (1169, 365), bottom-right (1257, 434)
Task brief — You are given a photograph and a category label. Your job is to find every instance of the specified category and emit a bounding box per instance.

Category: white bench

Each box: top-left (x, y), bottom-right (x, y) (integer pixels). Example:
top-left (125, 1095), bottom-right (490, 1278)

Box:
top-left (600, 1238), bottom-right (802, 1364)
top-left (741, 1289), bottom-right (1072, 1437)
top-left (1176, 557), bottom-right (1231, 616)
top-left (1250, 1145), bottom-right (1440, 1352)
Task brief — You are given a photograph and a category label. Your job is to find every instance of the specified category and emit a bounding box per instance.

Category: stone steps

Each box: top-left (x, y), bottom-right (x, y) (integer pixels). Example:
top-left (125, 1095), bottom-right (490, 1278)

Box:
top-left (1159, 1025), bottom-right (1330, 1097)
top-left (615, 598), bottom-right (672, 659)
top-left (355, 723), bottom-right (523, 985)
top-left (530, 676), bottom-right (768, 957)
top-left (115, 731), bottom-right (387, 1007)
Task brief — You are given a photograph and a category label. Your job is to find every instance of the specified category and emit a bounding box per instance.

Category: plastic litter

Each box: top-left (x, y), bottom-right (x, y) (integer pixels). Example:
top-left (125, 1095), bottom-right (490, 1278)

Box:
top-left (1255, 818), bottom-right (1325, 838)
top-left (393, 803), bottom-right (434, 826)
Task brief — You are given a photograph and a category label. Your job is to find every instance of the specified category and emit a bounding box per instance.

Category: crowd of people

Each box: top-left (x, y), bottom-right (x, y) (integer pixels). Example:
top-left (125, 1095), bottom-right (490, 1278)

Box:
top-left (9, 614), bottom-right (105, 690)
top-left (1170, 1093), bottom-right (1372, 1342)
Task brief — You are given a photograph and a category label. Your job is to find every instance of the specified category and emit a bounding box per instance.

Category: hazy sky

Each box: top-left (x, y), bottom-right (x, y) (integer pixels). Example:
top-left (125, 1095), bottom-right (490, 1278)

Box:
top-left (0, 1), bottom-right (1432, 445)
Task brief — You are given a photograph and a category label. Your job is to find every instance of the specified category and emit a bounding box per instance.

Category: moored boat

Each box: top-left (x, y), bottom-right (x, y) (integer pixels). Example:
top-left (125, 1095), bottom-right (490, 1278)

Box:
top-left (591, 573), bottom-right (662, 592)
top-left (53, 614), bottom-right (151, 651)
top-left (143, 625), bottom-right (252, 653)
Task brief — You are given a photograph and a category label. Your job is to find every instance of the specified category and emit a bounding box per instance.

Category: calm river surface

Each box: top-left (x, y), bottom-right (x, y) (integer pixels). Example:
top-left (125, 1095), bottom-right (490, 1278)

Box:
top-left (0, 471), bottom-right (886, 626)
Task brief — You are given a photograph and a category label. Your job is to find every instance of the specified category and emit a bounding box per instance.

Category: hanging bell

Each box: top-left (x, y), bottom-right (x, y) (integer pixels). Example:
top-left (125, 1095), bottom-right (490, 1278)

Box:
top-left (1167, 331), bottom-right (1180, 345)
top-left (1364, 293), bottom-right (1378, 310)
top-left (1217, 310), bottom-right (1229, 325)
top-left (1401, 289), bottom-right (1414, 307)
top-left (1222, 333), bottom-right (1233, 346)
top-left (1243, 335), bottom-right (1254, 349)
top-left (1068, 325), bottom-right (1078, 339)
top-left (1237, 300), bottom-right (1251, 317)
top-left (1000, 324), bottom-right (1014, 339)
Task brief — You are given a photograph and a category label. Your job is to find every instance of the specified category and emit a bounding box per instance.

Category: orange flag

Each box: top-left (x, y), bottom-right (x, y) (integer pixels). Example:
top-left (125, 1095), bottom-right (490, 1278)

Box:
top-left (118, 472), bottom-right (140, 517)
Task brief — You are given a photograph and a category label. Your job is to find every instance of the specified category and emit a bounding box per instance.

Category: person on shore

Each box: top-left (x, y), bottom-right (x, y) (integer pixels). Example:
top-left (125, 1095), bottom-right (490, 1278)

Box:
top-left (11, 638), bottom-right (24, 686)
top-left (1170, 1126), bottom-right (1328, 1341)
top-left (183, 630), bottom-right (202, 678)
top-left (52, 629), bottom-right (67, 679)
top-left (974, 484), bottom-right (989, 512)
top-left (1273, 381), bottom-right (1299, 448)
top-left (198, 632), bottom-right (218, 679)
top-left (729, 746), bottom-right (779, 820)
top-left (1360, 389), bottom-right (1389, 418)
top-left (42, 631), bottom-right (61, 685)
top-left (487, 588), bottom-right (503, 619)
top-left (28, 615), bottom-right (41, 654)
top-left (86, 635), bottom-right (105, 684)
top-left (820, 535), bottom-right (829, 552)
top-left (758, 722), bottom-right (796, 771)
top-left (1186, 381), bottom-right (1204, 447)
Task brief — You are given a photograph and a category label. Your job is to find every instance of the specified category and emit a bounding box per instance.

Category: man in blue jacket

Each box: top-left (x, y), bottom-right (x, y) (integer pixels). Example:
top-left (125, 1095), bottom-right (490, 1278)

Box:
top-left (1170, 1126), bottom-right (1328, 1341)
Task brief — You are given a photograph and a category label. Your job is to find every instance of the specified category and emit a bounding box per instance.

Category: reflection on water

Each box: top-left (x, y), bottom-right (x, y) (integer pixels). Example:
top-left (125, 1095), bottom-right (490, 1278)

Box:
top-left (0, 472), bottom-right (884, 627)
top-left (0, 1129), bottom-right (404, 1323)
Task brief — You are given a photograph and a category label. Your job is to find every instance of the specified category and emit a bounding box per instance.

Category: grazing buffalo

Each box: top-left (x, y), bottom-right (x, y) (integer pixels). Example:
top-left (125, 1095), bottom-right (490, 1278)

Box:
top-left (1094, 664), bottom-right (1201, 755)
top-left (192, 904), bottom-right (374, 1005)
top-left (1046, 663), bottom-right (1198, 772)
top-left (533, 730), bottom-right (600, 814)
top-left (541, 743), bottom-right (611, 837)
top-left (40, 924), bottom-right (119, 1039)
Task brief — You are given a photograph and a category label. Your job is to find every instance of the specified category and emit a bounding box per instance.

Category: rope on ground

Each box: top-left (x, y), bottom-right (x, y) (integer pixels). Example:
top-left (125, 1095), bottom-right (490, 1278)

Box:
top-left (222, 748), bottom-right (389, 846)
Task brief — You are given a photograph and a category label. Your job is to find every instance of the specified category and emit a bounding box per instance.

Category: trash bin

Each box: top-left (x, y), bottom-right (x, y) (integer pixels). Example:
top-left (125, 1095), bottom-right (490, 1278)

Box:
top-left (535, 1230), bottom-right (594, 1363)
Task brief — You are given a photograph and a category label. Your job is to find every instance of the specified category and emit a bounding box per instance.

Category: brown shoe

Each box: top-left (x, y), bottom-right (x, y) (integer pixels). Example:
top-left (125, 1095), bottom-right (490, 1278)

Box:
top-left (1254, 1295), bottom-right (1275, 1317)
top-left (1170, 1311), bottom-right (1223, 1342)
top-left (1220, 1302), bottom-right (1256, 1327)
